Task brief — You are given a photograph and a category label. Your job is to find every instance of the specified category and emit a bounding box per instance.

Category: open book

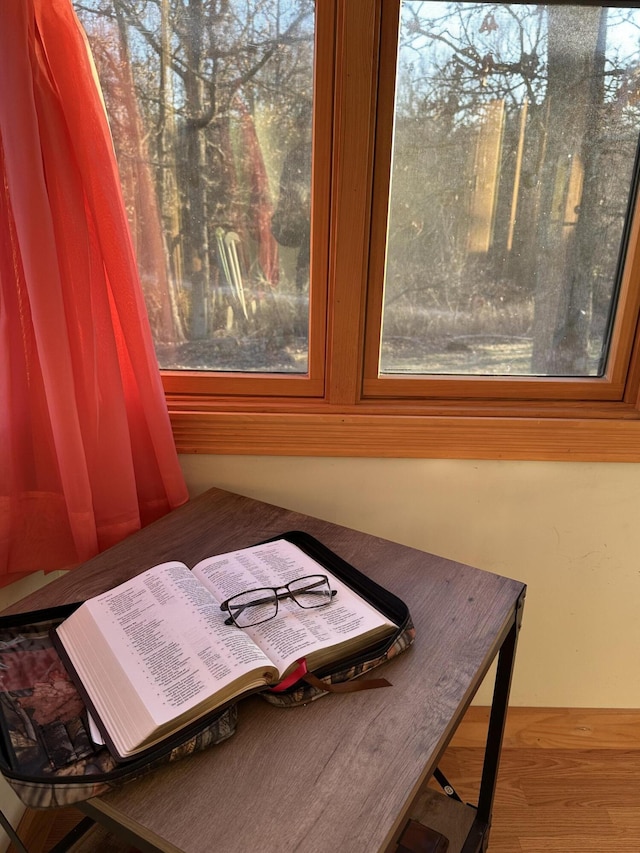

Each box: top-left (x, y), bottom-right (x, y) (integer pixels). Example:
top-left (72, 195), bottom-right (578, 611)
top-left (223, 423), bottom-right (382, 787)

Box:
top-left (54, 537), bottom-right (398, 761)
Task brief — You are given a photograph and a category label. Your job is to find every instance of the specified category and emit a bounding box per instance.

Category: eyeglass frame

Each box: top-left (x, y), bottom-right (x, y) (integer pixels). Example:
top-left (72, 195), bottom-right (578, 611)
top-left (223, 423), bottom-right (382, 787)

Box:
top-left (220, 574), bottom-right (338, 627)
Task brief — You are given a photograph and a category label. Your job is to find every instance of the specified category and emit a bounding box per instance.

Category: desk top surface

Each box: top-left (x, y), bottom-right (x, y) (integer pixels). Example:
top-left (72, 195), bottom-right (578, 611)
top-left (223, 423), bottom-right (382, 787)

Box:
top-left (6, 488), bottom-right (525, 853)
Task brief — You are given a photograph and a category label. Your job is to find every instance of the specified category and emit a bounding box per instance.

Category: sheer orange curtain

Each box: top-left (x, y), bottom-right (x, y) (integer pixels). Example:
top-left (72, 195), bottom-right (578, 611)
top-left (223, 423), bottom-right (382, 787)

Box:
top-left (0, 0), bottom-right (189, 588)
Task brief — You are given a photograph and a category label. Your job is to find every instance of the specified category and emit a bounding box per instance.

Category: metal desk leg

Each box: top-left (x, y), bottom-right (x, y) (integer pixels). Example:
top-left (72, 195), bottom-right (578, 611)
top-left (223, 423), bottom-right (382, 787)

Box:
top-left (462, 589), bottom-right (526, 853)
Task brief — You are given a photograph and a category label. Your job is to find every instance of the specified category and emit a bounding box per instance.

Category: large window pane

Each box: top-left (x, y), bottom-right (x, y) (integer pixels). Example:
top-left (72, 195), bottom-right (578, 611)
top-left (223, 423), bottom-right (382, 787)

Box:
top-left (76, 0), bottom-right (314, 373)
top-left (381, 2), bottom-right (640, 377)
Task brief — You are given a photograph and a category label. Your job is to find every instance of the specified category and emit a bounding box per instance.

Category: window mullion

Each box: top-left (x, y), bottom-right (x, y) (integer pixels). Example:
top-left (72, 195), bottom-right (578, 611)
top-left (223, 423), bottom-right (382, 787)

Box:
top-left (325, 0), bottom-right (381, 406)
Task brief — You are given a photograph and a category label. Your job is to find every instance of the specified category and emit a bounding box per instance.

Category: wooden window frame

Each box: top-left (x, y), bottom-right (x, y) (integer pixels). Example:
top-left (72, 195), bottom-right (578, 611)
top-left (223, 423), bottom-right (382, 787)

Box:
top-left (164, 0), bottom-right (640, 462)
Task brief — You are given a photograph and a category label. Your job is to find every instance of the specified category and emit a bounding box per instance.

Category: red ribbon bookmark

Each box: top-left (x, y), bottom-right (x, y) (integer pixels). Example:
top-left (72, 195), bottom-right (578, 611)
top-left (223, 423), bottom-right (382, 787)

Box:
top-left (269, 657), bottom-right (392, 694)
top-left (269, 658), bottom-right (309, 693)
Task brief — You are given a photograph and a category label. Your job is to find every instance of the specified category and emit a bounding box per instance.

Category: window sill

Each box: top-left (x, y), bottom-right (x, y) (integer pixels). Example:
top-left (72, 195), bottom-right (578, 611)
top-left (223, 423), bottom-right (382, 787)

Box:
top-left (167, 400), bottom-right (640, 461)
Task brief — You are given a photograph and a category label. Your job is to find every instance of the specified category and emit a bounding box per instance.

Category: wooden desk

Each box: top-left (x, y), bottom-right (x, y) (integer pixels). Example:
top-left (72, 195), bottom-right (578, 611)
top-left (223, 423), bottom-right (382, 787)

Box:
top-left (4, 488), bottom-right (525, 853)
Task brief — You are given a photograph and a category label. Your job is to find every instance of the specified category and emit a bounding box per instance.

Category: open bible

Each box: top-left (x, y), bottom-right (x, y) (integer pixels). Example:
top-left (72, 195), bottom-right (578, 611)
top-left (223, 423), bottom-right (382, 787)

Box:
top-left (54, 537), bottom-right (398, 761)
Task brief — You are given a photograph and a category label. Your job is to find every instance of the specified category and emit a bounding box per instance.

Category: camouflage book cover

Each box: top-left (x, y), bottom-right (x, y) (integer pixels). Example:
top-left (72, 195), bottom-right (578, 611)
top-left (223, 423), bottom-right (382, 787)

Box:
top-left (0, 619), bottom-right (116, 778)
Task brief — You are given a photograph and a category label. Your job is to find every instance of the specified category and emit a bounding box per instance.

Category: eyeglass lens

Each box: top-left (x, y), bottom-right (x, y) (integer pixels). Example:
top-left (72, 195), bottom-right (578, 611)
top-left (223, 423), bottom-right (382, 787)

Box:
top-left (226, 575), bottom-right (333, 628)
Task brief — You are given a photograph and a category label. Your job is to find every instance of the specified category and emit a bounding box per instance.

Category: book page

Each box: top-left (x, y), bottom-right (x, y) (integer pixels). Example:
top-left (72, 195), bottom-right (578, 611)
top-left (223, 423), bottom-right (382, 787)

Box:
top-left (77, 562), bottom-right (276, 726)
top-left (192, 540), bottom-right (395, 675)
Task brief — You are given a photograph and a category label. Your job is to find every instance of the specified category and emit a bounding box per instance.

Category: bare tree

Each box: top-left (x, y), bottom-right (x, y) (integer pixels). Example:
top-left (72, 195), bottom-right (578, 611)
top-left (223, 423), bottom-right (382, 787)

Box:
top-left (75, 0), bottom-right (314, 342)
top-left (389, 2), bottom-right (640, 375)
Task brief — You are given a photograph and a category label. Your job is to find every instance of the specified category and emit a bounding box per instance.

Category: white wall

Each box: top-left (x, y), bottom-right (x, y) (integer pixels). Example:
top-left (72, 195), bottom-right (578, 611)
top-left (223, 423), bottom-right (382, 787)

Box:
top-left (180, 455), bottom-right (640, 708)
top-left (1, 455), bottom-right (638, 707)
top-left (0, 455), bottom-right (637, 848)
top-left (3, 456), bottom-right (637, 707)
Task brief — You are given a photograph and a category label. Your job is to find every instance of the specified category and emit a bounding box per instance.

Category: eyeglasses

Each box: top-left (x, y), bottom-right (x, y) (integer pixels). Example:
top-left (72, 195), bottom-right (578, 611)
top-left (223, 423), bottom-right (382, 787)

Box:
top-left (220, 574), bottom-right (337, 628)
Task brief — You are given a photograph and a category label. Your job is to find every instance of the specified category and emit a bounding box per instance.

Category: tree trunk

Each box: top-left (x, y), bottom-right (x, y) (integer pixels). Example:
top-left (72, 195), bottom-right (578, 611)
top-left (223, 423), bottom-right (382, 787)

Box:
top-left (158, 0), bottom-right (186, 343)
top-left (182, 0), bottom-right (211, 340)
top-left (531, 6), bottom-right (606, 374)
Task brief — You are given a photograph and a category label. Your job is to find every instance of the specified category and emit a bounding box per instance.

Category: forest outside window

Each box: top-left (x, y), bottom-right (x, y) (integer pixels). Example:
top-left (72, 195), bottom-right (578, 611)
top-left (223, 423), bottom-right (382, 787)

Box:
top-left (366, 0), bottom-right (640, 398)
top-left (74, 1), bottom-right (640, 460)
top-left (74, 0), bottom-right (323, 396)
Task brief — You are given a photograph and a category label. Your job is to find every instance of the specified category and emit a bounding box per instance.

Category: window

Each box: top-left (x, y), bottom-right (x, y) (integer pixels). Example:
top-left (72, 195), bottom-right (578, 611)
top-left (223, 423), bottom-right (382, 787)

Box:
top-left (76, 1), bottom-right (640, 460)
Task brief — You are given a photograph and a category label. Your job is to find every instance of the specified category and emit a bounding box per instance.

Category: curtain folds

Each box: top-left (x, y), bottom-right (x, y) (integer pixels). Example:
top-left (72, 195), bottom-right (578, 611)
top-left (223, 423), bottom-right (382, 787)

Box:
top-left (0, 0), bottom-right (189, 588)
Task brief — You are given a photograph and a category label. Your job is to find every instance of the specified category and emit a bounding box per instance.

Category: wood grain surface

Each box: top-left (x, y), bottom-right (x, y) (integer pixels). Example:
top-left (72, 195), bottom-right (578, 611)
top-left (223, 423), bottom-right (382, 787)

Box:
top-left (10, 707), bottom-right (640, 853)
top-left (3, 487), bottom-right (525, 853)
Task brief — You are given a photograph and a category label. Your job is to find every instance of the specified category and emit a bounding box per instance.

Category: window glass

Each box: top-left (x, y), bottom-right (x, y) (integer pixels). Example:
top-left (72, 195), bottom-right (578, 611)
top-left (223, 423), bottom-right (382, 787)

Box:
top-left (75, 0), bottom-right (314, 374)
top-left (381, 2), bottom-right (640, 377)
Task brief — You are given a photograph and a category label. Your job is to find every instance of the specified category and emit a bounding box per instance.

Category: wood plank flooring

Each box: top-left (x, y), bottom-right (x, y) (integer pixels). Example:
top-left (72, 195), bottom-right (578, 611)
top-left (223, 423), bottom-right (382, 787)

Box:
top-left (441, 707), bottom-right (640, 852)
top-left (7, 708), bottom-right (640, 853)
top-left (435, 747), bottom-right (640, 852)
top-left (5, 808), bottom-right (138, 853)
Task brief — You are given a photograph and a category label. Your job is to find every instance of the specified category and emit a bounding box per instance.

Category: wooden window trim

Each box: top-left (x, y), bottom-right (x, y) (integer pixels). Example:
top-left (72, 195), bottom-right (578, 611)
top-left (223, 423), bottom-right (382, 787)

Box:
top-left (164, 0), bottom-right (640, 462)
